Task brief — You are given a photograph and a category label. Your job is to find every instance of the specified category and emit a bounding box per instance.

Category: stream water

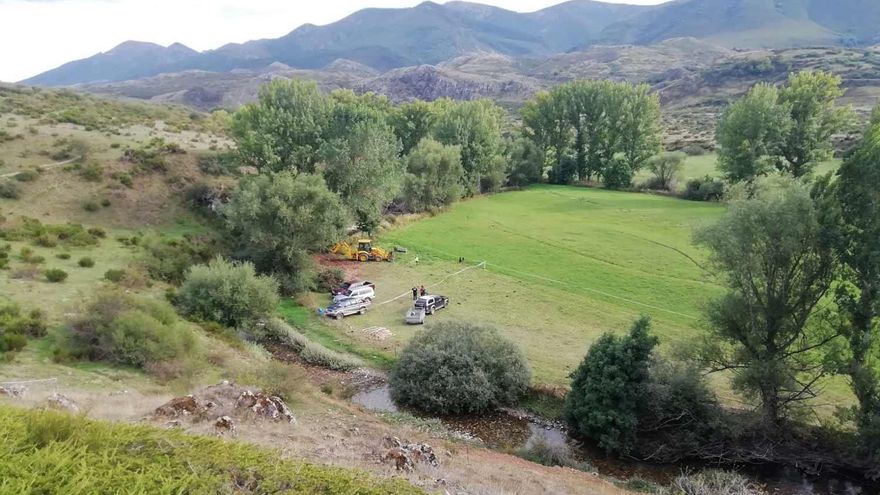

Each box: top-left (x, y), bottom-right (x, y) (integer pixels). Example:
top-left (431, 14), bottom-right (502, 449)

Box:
top-left (351, 385), bottom-right (874, 495)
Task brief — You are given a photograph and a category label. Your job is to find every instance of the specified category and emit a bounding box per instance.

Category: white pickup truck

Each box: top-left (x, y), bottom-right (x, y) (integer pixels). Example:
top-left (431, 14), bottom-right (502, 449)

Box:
top-left (405, 295), bottom-right (449, 324)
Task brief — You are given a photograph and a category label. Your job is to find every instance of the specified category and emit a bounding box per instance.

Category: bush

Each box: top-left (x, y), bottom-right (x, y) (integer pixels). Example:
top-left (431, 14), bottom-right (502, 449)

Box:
top-left (603, 159), bottom-right (635, 190)
top-left (0, 180), bottom-right (21, 199)
top-left (390, 321), bottom-right (531, 415)
top-left (61, 291), bottom-right (196, 369)
top-left (517, 437), bottom-right (593, 472)
top-left (176, 257), bottom-right (279, 328)
top-left (117, 173), bottom-right (133, 188)
top-left (79, 163), bottom-right (103, 182)
top-left (681, 175), bottom-right (725, 201)
top-left (565, 316), bottom-right (658, 454)
top-left (14, 169), bottom-right (39, 182)
top-left (0, 302), bottom-right (47, 358)
top-left (82, 201), bottom-right (99, 212)
top-left (660, 470), bottom-right (766, 495)
top-left (44, 268), bottom-right (68, 282)
top-left (645, 152), bottom-right (685, 191)
top-left (256, 318), bottom-right (362, 371)
top-left (55, 253), bottom-right (71, 260)
top-left (681, 144), bottom-right (709, 156)
top-left (78, 257), bottom-right (95, 268)
top-left (100, 198), bottom-right (111, 208)
top-left (141, 234), bottom-right (219, 285)
top-left (103, 269), bottom-right (125, 282)
top-left (314, 267), bottom-right (344, 293)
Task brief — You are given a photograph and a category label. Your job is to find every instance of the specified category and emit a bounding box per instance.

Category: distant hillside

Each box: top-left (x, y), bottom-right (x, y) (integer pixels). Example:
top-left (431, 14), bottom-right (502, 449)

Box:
top-left (23, 0), bottom-right (880, 87)
top-left (21, 1), bottom-right (651, 86)
top-left (28, 41), bottom-right (199, 86)
top-left (596, 0), bottom-right (880, 48)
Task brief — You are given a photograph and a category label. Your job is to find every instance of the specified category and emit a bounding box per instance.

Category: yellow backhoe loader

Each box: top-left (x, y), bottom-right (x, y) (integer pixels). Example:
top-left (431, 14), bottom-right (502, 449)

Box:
top-left (330, 239), bottom-right (394, 262)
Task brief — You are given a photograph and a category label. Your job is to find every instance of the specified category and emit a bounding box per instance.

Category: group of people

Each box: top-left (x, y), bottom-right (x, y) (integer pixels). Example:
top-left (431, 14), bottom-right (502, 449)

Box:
top-left (411, 285), bottom-right (426, 300)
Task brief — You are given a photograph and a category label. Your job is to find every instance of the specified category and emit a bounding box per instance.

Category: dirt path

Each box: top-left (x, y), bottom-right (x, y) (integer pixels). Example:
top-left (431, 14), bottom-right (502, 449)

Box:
top-left (0, 156), bottom-right (80, 178)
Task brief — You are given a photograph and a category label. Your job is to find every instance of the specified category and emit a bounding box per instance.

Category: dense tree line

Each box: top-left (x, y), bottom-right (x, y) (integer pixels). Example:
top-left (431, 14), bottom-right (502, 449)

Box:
top-left (521, 80), bottom-right (662, 187)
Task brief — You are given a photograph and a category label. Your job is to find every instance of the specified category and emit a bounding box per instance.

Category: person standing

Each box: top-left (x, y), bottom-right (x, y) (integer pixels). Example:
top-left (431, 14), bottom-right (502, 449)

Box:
top-left (419, 285), bottom-right (426, 297)
top-left (412, 286), bottom-right (418, 300)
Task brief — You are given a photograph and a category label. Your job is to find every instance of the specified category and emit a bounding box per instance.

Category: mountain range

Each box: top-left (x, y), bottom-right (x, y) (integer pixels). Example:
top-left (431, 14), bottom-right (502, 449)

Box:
top-left (23, 0), bottom-right (880, 87)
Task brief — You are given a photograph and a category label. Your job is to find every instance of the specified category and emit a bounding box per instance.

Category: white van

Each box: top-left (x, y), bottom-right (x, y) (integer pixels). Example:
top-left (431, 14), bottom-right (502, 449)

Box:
top-left (333, 285), bottom-right (375, 302)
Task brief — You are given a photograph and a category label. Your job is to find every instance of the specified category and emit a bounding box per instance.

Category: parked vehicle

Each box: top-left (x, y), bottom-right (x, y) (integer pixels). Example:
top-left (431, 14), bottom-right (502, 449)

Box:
top-left (406, 295), bottom-right (449, 324)
top-left (333, 285), bottom-right (375, 302)
top-left (331, 280), bottom-right (375, 296)
top-left (415, 294), bottom-right (448, 315)
top-left (330, 239), bottom-right (394, 262)
top-left (325, 297), bottom-right (370, 320)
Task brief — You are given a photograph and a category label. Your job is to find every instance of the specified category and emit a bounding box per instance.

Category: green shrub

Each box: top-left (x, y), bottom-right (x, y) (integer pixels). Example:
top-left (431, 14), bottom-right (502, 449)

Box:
top-left (682, 175), bottom-right (725, 202)
top-left (55, 253), bottom-right (71, 260)
top-left (0, 302), bottom-right (47, 358)
top-left (117, 173), bottom-right (133, 188)
top-left (82, 201), bottom-right (99, 212)
top-left (314, 267), bottom-right (345, 293)
top-left (390, 321), bottom-right (531, 415)
top-left (100, 198), bottom-right (111, 207)
top-left (79, 163), bottom-right (103, 182)
top-left (28, 255), bottom-right (45, 264)
top-left (565, 316), bottom-right (658, 454)
top-left (61, 291), bottom-right (195, 369)
top-left (14, 169), bottom-right (39, 182)
top-left (103, 269), bottom-right (125, 282)
top-left (44, 268), bottom-right (68, 282)
top-left (78, 257), bottom-right (95, 268)
top-left (603, 159), bottom-right (635, 190)
top-left (176, 257), bottom-right (279, 328)
top-left (141, 234), bottom-right (219, 284)
top-left (0, 180), bottom-right (21, 199)
top-left (0, 406), bottom-right (424, 494)
top-left (34, 234), bottom-right (57, 248)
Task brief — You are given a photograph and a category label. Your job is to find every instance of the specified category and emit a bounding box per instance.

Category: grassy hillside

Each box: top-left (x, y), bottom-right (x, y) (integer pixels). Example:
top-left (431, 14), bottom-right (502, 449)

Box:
top-left (0, 406), bottom-right (423, 494)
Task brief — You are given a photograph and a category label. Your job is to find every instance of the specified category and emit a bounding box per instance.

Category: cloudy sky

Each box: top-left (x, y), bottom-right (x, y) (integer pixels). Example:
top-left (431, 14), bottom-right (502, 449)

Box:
top-left (0, 0), bottom-right (669, 82)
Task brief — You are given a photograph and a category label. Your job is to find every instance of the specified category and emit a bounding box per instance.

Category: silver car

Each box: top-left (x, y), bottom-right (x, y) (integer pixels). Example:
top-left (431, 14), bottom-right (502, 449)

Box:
top-left (325, 297), bottom-right (370, 320)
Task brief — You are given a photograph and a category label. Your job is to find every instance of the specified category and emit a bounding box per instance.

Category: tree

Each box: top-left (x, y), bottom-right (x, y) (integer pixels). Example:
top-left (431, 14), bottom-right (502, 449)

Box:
top-left (400, 138), bottom-right (464, 212)
top-left (325, 89), bottom-right (393, 141)
top-left (433, 99), bottom-right (506, 195)
top-left (565, 316), bottom-right (658, 454)
top-left (777, 71), bottom-right (851, 177)
top-left (521, 91), bottom-right (571, 183)
top-left (390, 321), bottom-right (531, 415)
top-left (716, 83), bottom-right (791, 182)
top-left (618, 84), bottom-right (663, 172)
top-left (321, 120), bottom-right (403, 232)
top-left (231, 80), bottom-right (330, 173)
top-left (505, 137), bottom-right (544, 188)
top-left (830, 121), bottom-right (880, 430)
top-left (176, 257), bottom-right (279, 328)
top-left (694, 177), bottom-right (838, 426)
top-left (646, 151), bottom-right (686, 190)
top-left (224, 172), bottom-right (349, 293)
top-left (390, 100), bottom-right (438, 156)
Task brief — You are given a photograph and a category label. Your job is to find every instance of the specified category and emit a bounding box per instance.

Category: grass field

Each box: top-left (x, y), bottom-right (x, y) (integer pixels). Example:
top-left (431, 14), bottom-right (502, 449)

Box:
top-left (299, 186), bottom-right (726, 386)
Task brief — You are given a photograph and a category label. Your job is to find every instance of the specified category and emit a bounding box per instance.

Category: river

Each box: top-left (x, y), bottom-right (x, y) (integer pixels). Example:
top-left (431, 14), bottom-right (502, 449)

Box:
top-left (351, 385), bottom-right (873, 495)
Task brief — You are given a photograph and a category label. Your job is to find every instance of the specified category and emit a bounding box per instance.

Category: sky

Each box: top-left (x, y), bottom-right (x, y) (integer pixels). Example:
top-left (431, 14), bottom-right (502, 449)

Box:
top-left (0, 0), bottom-right (669, 83)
